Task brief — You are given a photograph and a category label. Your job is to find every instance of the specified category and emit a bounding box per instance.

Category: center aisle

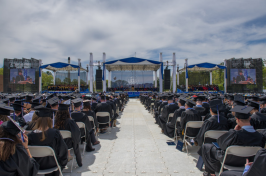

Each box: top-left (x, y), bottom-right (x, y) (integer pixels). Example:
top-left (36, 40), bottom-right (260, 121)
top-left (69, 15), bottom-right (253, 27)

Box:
top-left (66, 99), bottom-right (202, 176)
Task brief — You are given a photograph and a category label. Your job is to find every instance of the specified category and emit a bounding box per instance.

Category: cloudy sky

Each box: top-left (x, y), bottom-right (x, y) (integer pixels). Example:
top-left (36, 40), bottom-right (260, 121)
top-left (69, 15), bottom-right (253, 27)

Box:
top-left (0, 0), bottom-right (266, 68)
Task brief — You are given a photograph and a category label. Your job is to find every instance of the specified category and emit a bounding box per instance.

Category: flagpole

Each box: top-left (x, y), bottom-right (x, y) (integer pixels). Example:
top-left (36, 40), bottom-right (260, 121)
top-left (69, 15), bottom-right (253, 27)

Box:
top-left (185, 58), bottom-right (188, 92)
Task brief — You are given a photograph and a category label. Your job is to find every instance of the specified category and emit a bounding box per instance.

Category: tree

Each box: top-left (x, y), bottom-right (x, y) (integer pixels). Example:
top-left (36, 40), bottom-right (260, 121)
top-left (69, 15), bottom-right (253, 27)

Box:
top-left (55, 78), bottom-right (62, 85)
top-left (46, 71), bottom-right (52, 75)
top-left (63, 77), bottom-right (71, 85)
top-left (0, 68), bottom-right (3, 75)
top-left (72, 79), bottom-right (78, 85)
top-left (42, 71), bottom-right (53, 90)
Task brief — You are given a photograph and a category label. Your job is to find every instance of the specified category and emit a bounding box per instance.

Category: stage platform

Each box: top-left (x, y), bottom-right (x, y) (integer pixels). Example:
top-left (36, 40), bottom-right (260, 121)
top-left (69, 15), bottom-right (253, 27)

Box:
top-left (114, 91), bottom-right (153, 97)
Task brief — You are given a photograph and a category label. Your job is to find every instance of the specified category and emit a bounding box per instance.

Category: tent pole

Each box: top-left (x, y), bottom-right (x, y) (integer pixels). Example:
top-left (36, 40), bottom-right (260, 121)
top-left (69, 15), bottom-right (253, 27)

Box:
top-left (224, 59), bottom-right (227, 93)
top-left (159, 53), bottom-right (163, 93)
top-left (172, 53), bottom-right (176, 93)
top-left (90, 53), bottom-right (94, 93)
top-left (155, 71), bottom-right (157, 88)
top-left (53, 71), bottom-right (56, 85)
top-left (210, 71), bottom-right (212, 85)
top-left (78, 59), bottom-right (81, 92)
top-left (185, 58), bottom-right (188, 92)
top-left (108, 71), bottom-right (111, 88)
top-left (103, 53), bottom-right (106, 92)
top-left (177, 64), bottom-right (179, 86)
top-left (86, 64), bottom-right (89, 86)
top-left (39, 59), bottom-right (42, 93)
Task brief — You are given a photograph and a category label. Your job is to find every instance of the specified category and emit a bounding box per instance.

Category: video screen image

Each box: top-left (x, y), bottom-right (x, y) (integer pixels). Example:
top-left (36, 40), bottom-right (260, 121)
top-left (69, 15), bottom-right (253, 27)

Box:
top-left (230, 69), bottom-right (256, 84)
top-left (10, 69), bottom-right (36, 84)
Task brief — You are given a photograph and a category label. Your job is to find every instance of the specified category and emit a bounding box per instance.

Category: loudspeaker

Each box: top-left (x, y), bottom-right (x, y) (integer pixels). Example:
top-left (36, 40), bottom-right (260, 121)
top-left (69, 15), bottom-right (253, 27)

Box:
top-left (164, 69), bottom-right (170, 89)
top-left (96, 69), bottom-right (102, 89)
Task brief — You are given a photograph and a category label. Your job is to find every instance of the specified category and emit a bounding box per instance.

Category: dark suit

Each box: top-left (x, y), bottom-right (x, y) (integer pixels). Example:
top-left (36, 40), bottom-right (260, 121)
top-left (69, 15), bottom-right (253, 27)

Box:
top-left (15, 75), bottom-right (24, 83)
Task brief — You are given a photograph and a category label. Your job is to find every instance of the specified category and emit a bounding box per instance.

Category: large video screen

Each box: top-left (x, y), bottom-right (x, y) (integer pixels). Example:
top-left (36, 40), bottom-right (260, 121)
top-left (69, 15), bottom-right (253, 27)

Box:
top-left (111, 71), bottom-right (153, 88)
top-left (10, 69), bottom-right (36, 84)
top-left (230, 69), bottom-right (256, 84)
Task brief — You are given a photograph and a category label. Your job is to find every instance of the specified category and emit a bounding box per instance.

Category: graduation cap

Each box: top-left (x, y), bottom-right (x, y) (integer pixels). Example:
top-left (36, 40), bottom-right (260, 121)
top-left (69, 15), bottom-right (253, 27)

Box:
top-left (100, 95), bottom-right (106, 100)
top-left (230, 105), bottom-right (254, 119)
top-left (34, 106), bottom-right (54, 117)
top-left (168, 95), bottom-right (174, 100)
top-left (106, 96), bottom-right (110, 101)
top-left (12, 102), bottom-right (23, 111)
top-left (1, 121), bottom-right (21, 136)
top-left (248, 95), bottom-right (259, 102)
top-left (47, 97), bottom-right (59, 107)
top-left (32, 98), bottom-right (40, 103)
top-left (227, 95), bottom-right (234, 101)
top-left (30, 102), bottom-right (41, 109)
top-left (185, 99), bottom-right (195, 107)
top-left (0, 105), bottom-right (13, 115)
top-left (72, 98), bottom-right (82, 107)
top-left (248, 100), bottom-right (261, 110)
top-left (194, 95), bottom-right (205, 102)
top-left (179, 98), bottom-right (186, 105)
top-left (233, 100), bottom-right (246, 106)
top-left (58, 104), bottom-right (69, 111)
top-left (162, 96), bottom-right (168, 100)
top-left (25, 95), bottom-right (33, 101)
top-left (7, 96), bottom-right (16, 102)
top-left (83, 100), bottom-right (91, 107)
top-left (259, 96), bottom-right (266, 104)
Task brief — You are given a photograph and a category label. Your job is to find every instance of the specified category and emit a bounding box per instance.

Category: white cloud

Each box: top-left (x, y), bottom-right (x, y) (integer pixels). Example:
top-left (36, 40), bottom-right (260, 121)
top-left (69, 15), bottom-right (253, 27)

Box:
top-left (0, 0), bottom-right (265, 68)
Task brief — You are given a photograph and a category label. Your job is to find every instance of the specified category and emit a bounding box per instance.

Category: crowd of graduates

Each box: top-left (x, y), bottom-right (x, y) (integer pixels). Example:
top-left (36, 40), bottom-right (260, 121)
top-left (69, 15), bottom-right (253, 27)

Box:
top-left (140, 93), bottom-right (266, 176)
top-left (0, 92), bottom-right (128, 176)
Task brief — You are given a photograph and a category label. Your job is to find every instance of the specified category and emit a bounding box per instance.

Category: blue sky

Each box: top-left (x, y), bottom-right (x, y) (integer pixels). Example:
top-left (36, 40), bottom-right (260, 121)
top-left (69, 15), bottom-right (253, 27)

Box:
top-left (0, 0), bottom-right (266, 69)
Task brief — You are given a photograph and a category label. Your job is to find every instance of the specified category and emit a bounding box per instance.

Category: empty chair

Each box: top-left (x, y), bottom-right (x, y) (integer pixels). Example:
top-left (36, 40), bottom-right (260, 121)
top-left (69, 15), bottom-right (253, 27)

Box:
top-left (28, 146), bottom-right (63, 176)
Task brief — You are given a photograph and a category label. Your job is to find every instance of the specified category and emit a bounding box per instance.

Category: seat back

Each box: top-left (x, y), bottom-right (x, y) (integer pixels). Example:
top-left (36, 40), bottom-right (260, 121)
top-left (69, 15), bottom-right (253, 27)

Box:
top-left (76, 122), bottom-right (86, 129)
top-left (59, 130), bottom-right (72, 139)
top-left (88, 116), bottom-right (94, 122)
top-left (28, 146), bottom-right (63, 176)
top-left (186, 121), bottom-right (204, 128)
top-left (204, 130), bottom-right (228, 143)
top-left (176, 117), bottom-right (181, 122)
top-left (219, 146), bottom-right (262, 175)
top-left (256, 129), bottom-right (265, 133)
top-left (96, 112), bottom-right (110, 117)
top-left (167, 113), bottom-right (174, 122)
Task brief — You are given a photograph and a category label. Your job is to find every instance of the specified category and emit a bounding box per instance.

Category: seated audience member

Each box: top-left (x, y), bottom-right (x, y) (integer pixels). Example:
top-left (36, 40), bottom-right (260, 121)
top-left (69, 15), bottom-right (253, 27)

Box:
top-left (159, 95), bottom-right (179, 132)
top-left (178, 99), bottom-right (202, 139)
top-left (198, 106), bottom-right (265, 176)
top-left (155, 96), bottom-right (168, 124)
top-left (259, 96), bottom-right (266, 113)
top-left (23, 102), bottom-right (40, 123)
top-left (12, 101), bottom-right (27, 127)
top-left (221, 149), bottom-right (266, 176)
top-left (54, 104), bottom-right (82, 166)
top-left (193, 95), bottom-right (208, 117)
top-left (0, 120), bottom-right (39, 176)
top-left (248, 101), bottom-right (266, 129)
top-left (163, 98), bottom-right (186, 138)
top-left (94, 95), bottom-right (113, 131)
top-left (194, 99), bottom-right (229, 146)
top-left (71, 99), bottom-right (97, 152)
top-left (28, 106), bottom-right (68, 176)
top-left (26, 111), bottom-right (39, 131)
top-left (82, 100), bottom-right (99, 134)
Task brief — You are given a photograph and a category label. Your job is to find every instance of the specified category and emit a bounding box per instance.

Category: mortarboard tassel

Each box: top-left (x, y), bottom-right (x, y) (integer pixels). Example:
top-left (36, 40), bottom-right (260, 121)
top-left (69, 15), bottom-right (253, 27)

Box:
top-left (259, 105), bottom-right (261, 113)
top-left (217, 105), bottom-right (220, 123)
top-left (53, 112), bottom-right (55, 127)
top-left (20, 131), bottom-right (25, 142)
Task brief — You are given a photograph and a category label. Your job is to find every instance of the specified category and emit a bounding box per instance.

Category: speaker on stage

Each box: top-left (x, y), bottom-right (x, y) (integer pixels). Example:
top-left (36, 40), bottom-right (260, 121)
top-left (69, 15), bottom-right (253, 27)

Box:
top-left (164, 69), bottom-right (170, 89)
top-left (96, 69), bottom-right (102, 90)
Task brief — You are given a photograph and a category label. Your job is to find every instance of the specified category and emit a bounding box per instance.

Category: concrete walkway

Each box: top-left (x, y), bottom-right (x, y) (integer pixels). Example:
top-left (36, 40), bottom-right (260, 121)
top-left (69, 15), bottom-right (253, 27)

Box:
top-left (64, 99), bottom-right (202, 176)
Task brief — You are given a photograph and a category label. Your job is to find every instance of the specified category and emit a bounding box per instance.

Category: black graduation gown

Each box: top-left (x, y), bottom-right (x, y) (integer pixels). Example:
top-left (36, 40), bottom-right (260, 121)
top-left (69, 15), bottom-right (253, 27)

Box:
top-left (71, 111), bottom-right (93, 147)
top-left (221, 149), bottom-right (266, 176)
top-left (250, 112), bottom-right (266, 129)
top-left (194, 106), bottom-right (207, 117)
top-left (164, 108), bottom-right (186, 137)
top-left (106, 101), bottom-right (116, 119)
top-left (155, 101), bottom-right (168, 122)
top-left (82, 110), bottom-right (99, 129)
top-left (0, 144), bottom-right (39, 176)
top-left (194, 115), bottom-right (229, 146)
top-left (198, 128), bottom-right (265, 174)
top-left (15, 113), bottom-right (27, 127)
top-left (28, 128), bottom-right (68, 176)
top-left (202, 102), bottom-right (210, 116)
top-left (227, 117), bottom-right (237, 129)
top-left (57, 118), bottom-right (82, 166)
top-left (261, 108), bottom-right (266, 113)
top-left (91, 102), bottom-right (98, 111)
top-left (158, 103), bottom-right (179, 129)
top-left (178, 109), bottom-right (202, 137)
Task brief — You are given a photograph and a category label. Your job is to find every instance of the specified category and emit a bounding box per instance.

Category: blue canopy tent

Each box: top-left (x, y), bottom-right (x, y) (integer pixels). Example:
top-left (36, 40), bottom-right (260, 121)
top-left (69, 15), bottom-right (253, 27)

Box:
top-left (180, 62), bottom-right (227, 93)
top-left (39, 62), bottom-right (86, 93)
top-left (102, 57), bottom-right (164, 92)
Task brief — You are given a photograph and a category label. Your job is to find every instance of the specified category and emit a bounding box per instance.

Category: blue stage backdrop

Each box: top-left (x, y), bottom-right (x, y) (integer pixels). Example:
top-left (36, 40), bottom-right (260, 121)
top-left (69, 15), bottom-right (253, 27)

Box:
top-left (111, 71), bottom-right (153, 88)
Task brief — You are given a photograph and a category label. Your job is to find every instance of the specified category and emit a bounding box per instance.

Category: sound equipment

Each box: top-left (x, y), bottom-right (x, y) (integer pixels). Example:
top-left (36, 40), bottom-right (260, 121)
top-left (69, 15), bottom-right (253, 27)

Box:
top-left (164, 69), bottom-right (170, 89)
top-left (96, 69), bottom-right (102, 89)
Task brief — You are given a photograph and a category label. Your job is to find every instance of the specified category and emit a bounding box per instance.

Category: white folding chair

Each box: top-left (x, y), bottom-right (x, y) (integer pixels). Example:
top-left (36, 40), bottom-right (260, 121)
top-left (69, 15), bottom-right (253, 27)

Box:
top-left (28, 146), bottom-right (63, 176)
top-left (201, 116), bottom-right (205, 121)
top-left (167, 113), bottom-right (174, 123)
top-left (96, 112), bottom-right (111, 129)
top-left (203, 130), bottom-right (228, 144)
top-left (218, 146), bottom-right (262, 176)
top-left (174, 117), bottom-right (181, 143)
top-left (76, 122), bottom-right (86, 155)
top-left (59, 130), bottom-right (74, 172)
top-left (256, 129), bottom-right (265, 133)
top-left (183, 121), bottom-right (204, 155)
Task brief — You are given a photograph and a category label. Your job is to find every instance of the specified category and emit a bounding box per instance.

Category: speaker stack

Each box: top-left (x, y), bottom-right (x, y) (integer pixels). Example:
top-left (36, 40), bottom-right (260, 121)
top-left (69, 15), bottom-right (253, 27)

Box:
top-left (96, 69), bottom-right (102, 90)
top-left (164, 69), bottom-right (171, 89)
